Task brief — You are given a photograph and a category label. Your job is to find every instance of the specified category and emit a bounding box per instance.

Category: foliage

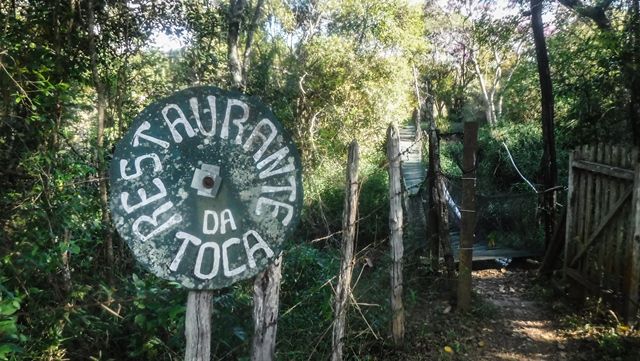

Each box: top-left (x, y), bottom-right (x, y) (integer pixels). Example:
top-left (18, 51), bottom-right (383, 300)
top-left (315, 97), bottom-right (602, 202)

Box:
top-left (1, 0), bottom-right (640, 359)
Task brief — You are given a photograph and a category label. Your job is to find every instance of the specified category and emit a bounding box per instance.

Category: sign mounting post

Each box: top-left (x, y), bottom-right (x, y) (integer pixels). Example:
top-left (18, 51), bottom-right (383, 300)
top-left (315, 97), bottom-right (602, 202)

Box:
top-left (110, 86), bottom-right (303, 360)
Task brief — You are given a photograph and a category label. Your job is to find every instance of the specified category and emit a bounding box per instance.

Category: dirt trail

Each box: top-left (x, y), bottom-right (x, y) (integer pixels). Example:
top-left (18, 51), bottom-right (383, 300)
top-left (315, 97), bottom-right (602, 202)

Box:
top-left (393, 266), bottom-right (583, 361)
top-left (472, 268), bottom-right (568, 361)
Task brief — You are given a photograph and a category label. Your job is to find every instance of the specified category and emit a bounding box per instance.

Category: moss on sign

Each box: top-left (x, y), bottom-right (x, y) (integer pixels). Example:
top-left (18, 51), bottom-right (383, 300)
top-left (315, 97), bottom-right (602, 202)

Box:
top-left (109, 86), bottom-right (303, 290)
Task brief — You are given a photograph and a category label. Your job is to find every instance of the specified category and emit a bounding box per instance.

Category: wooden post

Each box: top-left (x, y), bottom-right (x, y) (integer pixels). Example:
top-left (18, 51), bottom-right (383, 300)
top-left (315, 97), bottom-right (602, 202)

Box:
top-left (185, 291), bottom-right (213, 361)
top-left (436, 176), bottom-right (454, 280)
top-left (331, 141), bottom-right (359, 361)
top-left (387, 125), bottom-right (404, 346)
top-left (624, 164), bottom-right (640, 322)
top-left (562, 151), bottom-right (577, 281)
top-left (423, 96), bottom-right (440, 271)
top-left (457, 121), bottom-right (478, 313)
top-left (427, 119), bottom-right (454, 278)
top-left (251, 256), bottom-right (283, 361)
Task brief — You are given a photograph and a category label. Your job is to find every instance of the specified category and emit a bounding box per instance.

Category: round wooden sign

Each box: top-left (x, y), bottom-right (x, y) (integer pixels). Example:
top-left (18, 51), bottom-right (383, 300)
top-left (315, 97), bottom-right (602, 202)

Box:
top-left (109, 86), bottom-right (303, 289)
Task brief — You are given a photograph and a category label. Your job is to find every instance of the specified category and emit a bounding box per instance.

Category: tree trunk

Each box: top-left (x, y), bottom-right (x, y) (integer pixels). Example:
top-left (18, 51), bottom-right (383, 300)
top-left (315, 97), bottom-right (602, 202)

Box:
top-left (387, 125), bottom-right (404, 347)
top-left (251, 255), bottom-right (283, 361)
top-left (88, 0), bottom-right (114, 281)
top-left (531, 0), bottom-right (558, 250)
top-left (629, 0), bottom-right (640, 146)
top-left (241, 0), bottom-right (265, 88)
top-left (331, 141), bottom-right (359, 361)
top-left (227, 0), bottom-right (245, 89)
top-left (185, 291), bottom-right (213, 361)
top-left (457, 121), bottom-right (479, 312)
top-left (471, 54), bottom-right (496, 126)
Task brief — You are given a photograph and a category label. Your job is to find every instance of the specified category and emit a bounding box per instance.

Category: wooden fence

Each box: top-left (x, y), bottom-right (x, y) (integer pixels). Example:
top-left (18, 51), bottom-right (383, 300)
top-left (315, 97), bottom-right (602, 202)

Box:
top-left (563, 144), bottom-right (640, 322)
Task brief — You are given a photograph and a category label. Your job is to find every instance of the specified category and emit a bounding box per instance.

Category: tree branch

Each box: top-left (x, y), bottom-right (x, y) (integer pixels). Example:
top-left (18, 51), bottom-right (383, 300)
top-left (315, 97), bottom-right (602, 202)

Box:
top-left (557, 0), bottom-right (612, 30)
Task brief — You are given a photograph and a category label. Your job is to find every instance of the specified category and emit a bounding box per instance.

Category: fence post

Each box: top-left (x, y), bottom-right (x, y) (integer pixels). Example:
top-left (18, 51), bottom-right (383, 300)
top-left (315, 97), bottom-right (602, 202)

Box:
top-left (427, 118), bottom-right (439, 269)
top-left (562, 151), bottom-right (576, 282)
top-left (251, 256), bottom-right (283, 361)
top-left (624, 164), bottom-right (640, 323)
top-left (331, 141), bottom-right (360, 361)
top-left (387, 124), bottom-right (404, 346)
top-left (457, 121), bottom-right (478, 313)
top-left (185, 291), bottom-right (213, 361)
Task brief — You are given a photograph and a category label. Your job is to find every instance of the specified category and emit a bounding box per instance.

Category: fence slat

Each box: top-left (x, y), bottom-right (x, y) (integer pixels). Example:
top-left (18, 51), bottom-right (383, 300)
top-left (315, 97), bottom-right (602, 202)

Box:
top-left (615, 146), bottom-right (628, 291)
top-left (563, 151), bottom-right (577, 280)
top-left (610, 146), bottom-right (622, 279)
top-left (564, 144), bottom-right (639, 322)
top-left (602, 144), bottom-right (614, 280)
top-left (594, 143), bottom-right (605, 284)
top-left (576, 145), bottom-right (591, 277)
top-left (625, 164), bottom-right (640, 322)
top-left (572, 160), bottom-right (635, 180)
top-left (569, 187), bottom-right (632, 267)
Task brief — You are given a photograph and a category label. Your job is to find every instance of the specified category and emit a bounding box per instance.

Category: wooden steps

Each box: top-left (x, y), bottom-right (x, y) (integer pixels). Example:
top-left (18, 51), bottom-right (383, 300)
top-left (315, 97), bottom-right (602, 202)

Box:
top-left (398, 125), bottom-right (425, 195)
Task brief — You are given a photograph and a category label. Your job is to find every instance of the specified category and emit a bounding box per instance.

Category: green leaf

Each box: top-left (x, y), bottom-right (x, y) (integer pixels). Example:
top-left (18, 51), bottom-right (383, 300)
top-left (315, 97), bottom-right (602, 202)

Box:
top-left (0, 302), bottom-right (18, 316)
top-left (0, 319), bottom-right (17, 335)
top-left (134, 314), bottom-right (146, 327)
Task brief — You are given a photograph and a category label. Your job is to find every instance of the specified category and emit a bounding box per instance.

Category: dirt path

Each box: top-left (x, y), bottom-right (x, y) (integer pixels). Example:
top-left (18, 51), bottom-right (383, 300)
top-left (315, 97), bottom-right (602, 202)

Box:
top-left (472, 268), bottom-right (568, 361)
top-left (393, 266), bottom-right (582, 360)
top-left (388, 263), bottom-right (640, 360)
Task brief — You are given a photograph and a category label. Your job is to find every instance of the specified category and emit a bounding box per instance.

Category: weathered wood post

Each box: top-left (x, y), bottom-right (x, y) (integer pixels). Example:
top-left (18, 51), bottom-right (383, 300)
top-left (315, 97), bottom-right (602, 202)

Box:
top-left (251, 256), bottom-right (283, 361)
top-left (387, 125), bottom-right (404, 346)
top-left (185, 291), bottom-right (213, 361)
top-left (331, 141), bottom-right (360, 361)
top-left (426, 116), bottom-right (454, 277)
top-left (425, 96), bottom-right (440, 270)
top-left (624, 164), bottom-right (640, 322)
top-left (457, 121), bottom-right (479, 312)
top-left (436, 176), bottom-right (454, 280)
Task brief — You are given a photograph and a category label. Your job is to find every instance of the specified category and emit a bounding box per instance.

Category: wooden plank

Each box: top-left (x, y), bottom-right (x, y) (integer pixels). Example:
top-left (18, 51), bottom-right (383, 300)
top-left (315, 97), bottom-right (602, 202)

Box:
top-left (563, 151), bottom-right (577, 281)
top-left (569, 186), bottom-right (633, 267)
top-left (332, 141), bottom-right (359, 361)
top-left (582, 145), bottom-right (598, 280)
top-left (594, 143), bottom-right (604, 285)
top-left (572, 160), bottom-right (635, 180)
top-left (387, 124), bottom-right (404, 346)
top-left (578, 146), bottom-right (589, 272)
top-left (185, 291), bottom-right (213, 361)
top-left (624, 164), bottom-right (640, 322)
top-left (583, 146), bottom-right (595, 279)
top-left (609, 146), bottom-right (621, 279)
top-left (620, 147), bottom-right (640, 287)
top-left (601, 145), bottom-right (613, 280)
top-left (616, 147), bottom-right (634, 305)
top-left (615, 146), bottom-right (630, 293)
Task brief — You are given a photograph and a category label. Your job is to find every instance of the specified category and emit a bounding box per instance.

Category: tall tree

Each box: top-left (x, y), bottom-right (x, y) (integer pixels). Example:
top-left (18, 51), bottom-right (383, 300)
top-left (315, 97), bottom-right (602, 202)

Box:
top-left (87, 0), bottom-right (114, 280)
top-left (530, 0), bottom-right (557, 248)
top-left (630, 0), bottom-right (640, 145)
top-left (227, 0), bottom-right (265, 90)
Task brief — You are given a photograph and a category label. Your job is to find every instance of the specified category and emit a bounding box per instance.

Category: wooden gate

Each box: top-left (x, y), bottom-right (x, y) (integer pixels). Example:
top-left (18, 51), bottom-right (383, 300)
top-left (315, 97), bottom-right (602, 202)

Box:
top-left (564, 144), bottom-right (640, 322)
